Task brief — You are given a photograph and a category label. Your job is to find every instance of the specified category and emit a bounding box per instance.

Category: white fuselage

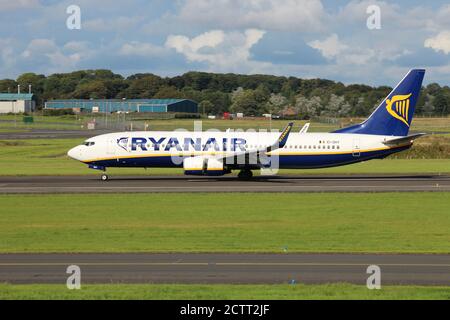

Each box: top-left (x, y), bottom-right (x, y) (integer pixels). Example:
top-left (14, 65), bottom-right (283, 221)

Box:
top-left (68, 131), bottom-right (410, 170)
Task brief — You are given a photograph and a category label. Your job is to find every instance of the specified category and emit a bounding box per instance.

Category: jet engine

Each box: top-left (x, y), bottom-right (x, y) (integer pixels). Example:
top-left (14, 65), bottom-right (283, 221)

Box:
top-left (183, 157), bottom-right (230, 176)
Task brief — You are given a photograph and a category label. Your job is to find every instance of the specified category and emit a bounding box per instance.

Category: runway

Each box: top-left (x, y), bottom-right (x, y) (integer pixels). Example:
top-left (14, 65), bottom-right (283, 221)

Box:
top-left (1, 174), bottom-right (450, 193)
top-left (0, 253), bottom-right (448, 285)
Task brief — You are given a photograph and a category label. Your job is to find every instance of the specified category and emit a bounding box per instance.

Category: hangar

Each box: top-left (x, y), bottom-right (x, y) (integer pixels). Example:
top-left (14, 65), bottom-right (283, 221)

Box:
top-left (0, 93), bottom-right (35, 114)
top-left (44, 99), bottom-right (198, 114)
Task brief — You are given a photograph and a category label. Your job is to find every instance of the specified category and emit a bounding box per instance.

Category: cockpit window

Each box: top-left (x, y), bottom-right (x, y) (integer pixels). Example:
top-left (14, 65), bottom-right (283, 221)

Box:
top-left (83, 141), bottom-right (95, 147)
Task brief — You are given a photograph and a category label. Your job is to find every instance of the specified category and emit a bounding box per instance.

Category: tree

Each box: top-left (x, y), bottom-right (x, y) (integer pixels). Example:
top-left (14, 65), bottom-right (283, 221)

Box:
top-left (199, 100), bottom-right (214, 115)
top-left (153, 86), bottom-right (184, 99)
top-left (433, 92), bottom-right (450, 116)
top-left (73, 80), bottom-right (108, 99)
top-left (295, 95), bottom-right (322, 118)
top-left (266, 93), bottom-right (288, 114)
top-left (2, 68), bottom-right (449, 117)
top-left (16, 73), bottom-right (45, 93)
top-left (230, 89), bottom-right (261, 115)
top-left (422, 94), bottom-right (435, 116)
top-left (122, 74), bottom-right (163, 98)
top-left (0, 79), bottom-right (17, 93)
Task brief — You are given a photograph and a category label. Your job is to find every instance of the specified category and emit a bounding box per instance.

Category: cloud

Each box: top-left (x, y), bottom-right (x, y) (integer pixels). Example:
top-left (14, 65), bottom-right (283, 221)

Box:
top-left (0, 0), bottom-right (39, 11)
top-left (19, 38), bottom-right (92, 73)
top-left (424, 31), bottom-right (450, 54)
top-left (177, 0), bottom-right (327, 32)
top-left (165, 29), bottom-right (267, 72)
top-left (119, 41), bottom-right (167, 57)
top-left (84, 16), bottom-right (144, 32)
top-left (308, 33), bottom-right (411, 66)
top-left (166, 30), bottom-right (225, 54)
top-left (308, 34), bottom-right (348, 59)
top-left (0, 39), bottom-right (18, 74)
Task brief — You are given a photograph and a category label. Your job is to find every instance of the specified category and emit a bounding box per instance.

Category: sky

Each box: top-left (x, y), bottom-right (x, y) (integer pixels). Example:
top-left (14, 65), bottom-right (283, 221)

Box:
top-left (1, 0), bottom-right (450, 86)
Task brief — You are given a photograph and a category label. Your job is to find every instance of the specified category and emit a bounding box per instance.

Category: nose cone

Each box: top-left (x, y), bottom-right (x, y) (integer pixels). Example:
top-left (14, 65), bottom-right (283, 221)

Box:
top-left (67, 146), bottom-right (82, 161)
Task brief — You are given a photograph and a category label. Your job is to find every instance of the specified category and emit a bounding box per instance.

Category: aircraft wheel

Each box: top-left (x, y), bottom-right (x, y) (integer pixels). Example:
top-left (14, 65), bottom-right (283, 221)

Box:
top-left (101, 174), bottom-right (109, 181)
top-left (238, 170), bottom-right (253, 180)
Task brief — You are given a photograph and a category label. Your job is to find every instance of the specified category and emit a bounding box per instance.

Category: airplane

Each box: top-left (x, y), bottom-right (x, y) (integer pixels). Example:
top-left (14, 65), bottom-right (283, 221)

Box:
top-left (68, 69), bottom-right (426, 181)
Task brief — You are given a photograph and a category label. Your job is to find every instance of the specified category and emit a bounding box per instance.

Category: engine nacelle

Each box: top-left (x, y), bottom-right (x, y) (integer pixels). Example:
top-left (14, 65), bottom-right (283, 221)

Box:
top-left (183, 157), bottom-right (229, 176)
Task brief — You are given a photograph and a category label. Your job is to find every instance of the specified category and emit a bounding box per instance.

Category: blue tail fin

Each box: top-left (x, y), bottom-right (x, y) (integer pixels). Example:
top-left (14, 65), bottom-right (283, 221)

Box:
top-left (334, 69), bottom-right (425, 136)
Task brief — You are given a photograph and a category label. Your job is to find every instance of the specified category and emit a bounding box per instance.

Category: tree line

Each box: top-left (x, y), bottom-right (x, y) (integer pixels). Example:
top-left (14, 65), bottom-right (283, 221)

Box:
top-left (1, 69), bottom-right (449, 118)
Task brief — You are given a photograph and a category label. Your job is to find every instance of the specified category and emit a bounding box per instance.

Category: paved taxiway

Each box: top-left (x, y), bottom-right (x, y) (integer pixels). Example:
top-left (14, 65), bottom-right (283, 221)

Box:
top-left (0, 253), bottom-right (448, 285)
top-left (1, 174), bottom-right (450, 193)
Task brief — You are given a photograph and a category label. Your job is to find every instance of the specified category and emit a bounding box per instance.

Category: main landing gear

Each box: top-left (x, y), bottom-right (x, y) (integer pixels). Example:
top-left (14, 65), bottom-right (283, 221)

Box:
top-left (238, 169), bottom-right (253, 180)
top-left (101, 173), bottom-right (109, 181)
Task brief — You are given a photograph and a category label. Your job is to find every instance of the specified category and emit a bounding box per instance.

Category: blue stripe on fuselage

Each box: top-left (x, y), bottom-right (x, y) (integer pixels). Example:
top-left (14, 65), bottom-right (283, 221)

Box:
top-left (86, 145), bottom-right (410, 169)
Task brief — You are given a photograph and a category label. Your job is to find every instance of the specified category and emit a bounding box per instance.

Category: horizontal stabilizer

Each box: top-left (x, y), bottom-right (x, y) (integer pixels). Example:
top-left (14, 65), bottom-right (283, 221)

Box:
top-left (383, 133), bottom-right (426, 146)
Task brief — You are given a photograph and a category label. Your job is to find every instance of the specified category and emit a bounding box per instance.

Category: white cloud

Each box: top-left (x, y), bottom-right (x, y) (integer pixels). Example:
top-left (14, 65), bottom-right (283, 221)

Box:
top-left (166, 30), bottom-right (225, 54)
top-left (308, 34), bottom-right (348, 59)
top-left (63, 41), bottom-right (89, 52)
top-left (84, 16), bottom-right (143, 32)
top-left (177, 0), bottom-right (326, 32)
top-left (424, 31), bottom-right (450, 55)
top-left (119, 41), bottom-right (167, 57)
top-left (337, 0), bottom-right (399, 23)
top-left (308, 33), bottom-right (410, 67)
top-left (20, 39), bottom-right (90, 73)
top-left (165, 29), bottom-right (267, 72)
top-left (0, 0), bottom-right (39, 11)
top-left (21, 39), bottom-right (56, 58)
top-left (0, 38), bottom-right (18, 75)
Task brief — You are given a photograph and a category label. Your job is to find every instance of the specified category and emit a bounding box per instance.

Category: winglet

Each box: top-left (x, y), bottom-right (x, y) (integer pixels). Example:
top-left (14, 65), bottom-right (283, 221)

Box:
top-left (300, 123), bottom-right (310, 134)
top-left (277, 122), bottom-right (294, 148)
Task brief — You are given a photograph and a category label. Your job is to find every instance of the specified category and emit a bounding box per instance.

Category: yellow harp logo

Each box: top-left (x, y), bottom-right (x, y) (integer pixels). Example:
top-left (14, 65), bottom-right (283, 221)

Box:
top-left (386, 94), bottom-right (412, 127)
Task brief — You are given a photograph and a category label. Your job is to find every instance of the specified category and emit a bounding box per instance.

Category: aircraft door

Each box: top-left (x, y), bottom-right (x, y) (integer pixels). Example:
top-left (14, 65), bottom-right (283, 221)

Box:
top-left (107, 138), bottom-right (117, 155)
top-left (352, 138), bottom-right (360, 157)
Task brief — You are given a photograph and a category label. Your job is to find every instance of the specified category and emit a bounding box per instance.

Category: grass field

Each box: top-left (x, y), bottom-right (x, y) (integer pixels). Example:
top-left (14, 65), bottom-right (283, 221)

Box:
top-left (1, 115), bottom-right (449, 132)
top-left (1, 193), bottom-right (449, 253)
top-left (1, 138), bottom-right (450, 176)
top-left (0, 283), bottom-right (449, 300)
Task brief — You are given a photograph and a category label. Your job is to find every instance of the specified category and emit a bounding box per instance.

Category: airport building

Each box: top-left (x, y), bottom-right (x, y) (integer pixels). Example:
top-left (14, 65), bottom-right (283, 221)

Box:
top-left (44, 99), bottom-right (198, 114)
top-left (0, 93), bottom-right (35, 114)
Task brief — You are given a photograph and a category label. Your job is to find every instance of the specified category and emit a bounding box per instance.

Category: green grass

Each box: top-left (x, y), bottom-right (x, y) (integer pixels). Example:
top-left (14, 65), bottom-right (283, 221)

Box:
top-left (1, 115), bottom-right (448, 133)
top-left (0, 193), bottom-right (449, 253)
top-left (0, 283), bottom-right (448, 300)
top-left (1, 138), bottom-right (450, 176)
top-left (0, 114), bottom-right (86, 130)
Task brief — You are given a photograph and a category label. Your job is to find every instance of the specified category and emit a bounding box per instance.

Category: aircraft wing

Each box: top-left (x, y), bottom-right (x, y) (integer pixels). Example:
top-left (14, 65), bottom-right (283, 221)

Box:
top-left (299, 123), bottom-right (310, 133)
top-left (382, 133), bottom-right (426, 146)
top-left (219, 122), bottom-right (294, 167)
